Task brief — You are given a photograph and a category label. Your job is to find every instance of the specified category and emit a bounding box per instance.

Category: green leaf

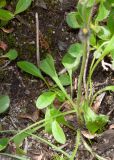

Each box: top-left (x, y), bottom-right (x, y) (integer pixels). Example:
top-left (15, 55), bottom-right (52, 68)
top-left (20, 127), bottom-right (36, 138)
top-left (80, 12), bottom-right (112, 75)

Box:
top-left (52, 109), bottom-right (66, 125)
top-left (96, 0), bottom-right (106, 3)
top-left (66, 12), bottom-right (80, 29)
top-left (15, 0), bottom-right (32, 14)
top-left (97, 26), bottom-right (111, 40)
top-left (55, 89), bottom-right (66, 102)
top-left (17, 61), bottom-right (44, 80)
top-left (3, 49), bottom-right (18, 60)
top-left (0, 20), bottom-right (8, 27)
top-left (13, 126), bottom-right (43, 147)
top-left (77, 2), bottom-right (91, 23)
top-left (16, 147), bottom-right (26, 155)
top-left (45, 107), bottom-right (66, 133)
top-left (0, 95), bottom-right (10, 114)
top-left (102, 86), bottom-right (114, 92)
top-left (0, 138), bottom-right (9, 151)
top-left (13, 132), bottom-right (29, 146)
top-left (94, 48), bottom-right (102, 59)
top-left (36, 92), bottom-right (56, 109)
top-left (107, 8), bottom-right (114, 34)
top-left (50, 106), bottom-right (66, 125)
top-left (75, 13), bottom-right (83, 27)
top-left (0, 9), bottom-right (14, 21)
top-left (96, 2), bottom-right (109, 22)
top-left (59, 73), bottom-right (70, 86)
top-left (111, 50), bottom-right (114, 60)
top-left (45, 108), bottom-right (53, 133)
top-left (109, 0), bottom-right (114, 3)
top-left (40, 55), bottom-right (69, 100)
top-left (95, 85), bottom-right (114, 96)
top-left (104, 35), bottom-right (114, 54)
top-left (86, 0), bottom-right (95, 7)
top-left (68, 43), bottom-right (83, 58)
top-left (82, 101), bottom-right (108, 134)
top-left (62, 53), bottom-right (81, 71)
top-left (78, 0), bottom-right (95, 7)
top-left (52, 120), bottom-right (66, 144)
top-left (90, 33), bottom-right (96, 46)
top-left (91, 24), bottom-right (101, 33)
top-left (0, 0), bottom-right (6, 8)
top-left (40, 55), bottom-right (57, 79)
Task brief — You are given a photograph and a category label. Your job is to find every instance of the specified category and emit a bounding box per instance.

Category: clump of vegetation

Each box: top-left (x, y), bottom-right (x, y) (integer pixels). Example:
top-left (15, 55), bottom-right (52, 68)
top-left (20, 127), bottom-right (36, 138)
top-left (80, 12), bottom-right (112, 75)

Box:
top-left (0, 0), bottom-right (32, 114)
top-left (1, 0), bottom-right (114, 159)
top-left (0, 0), bottom-right (32, 26)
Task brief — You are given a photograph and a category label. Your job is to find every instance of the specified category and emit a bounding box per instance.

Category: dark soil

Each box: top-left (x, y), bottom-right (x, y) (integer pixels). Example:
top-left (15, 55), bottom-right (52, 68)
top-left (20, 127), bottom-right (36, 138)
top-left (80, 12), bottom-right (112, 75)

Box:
top-left (0, 0), bottom-right (114, 160)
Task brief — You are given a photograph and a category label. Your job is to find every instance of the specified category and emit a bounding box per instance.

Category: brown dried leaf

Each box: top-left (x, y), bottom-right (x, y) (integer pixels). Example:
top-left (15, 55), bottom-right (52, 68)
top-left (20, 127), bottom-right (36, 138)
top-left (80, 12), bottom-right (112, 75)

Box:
top-left (31, 154), bottom-right (43, 160)
top-left (0, 41), bottom-right (8, 51)
top-left (81, 130), bottom-right (97, 139)
top-left (53, 99), bottom-right (61, 109)
top-left (74, 77), bottom-right (78, 90)
top-left (37, 155), bottom-right (43, 160)
top-left (18, 110), bottom-right (39, 122)
top-left (0, 124), bottom-right (3, 131)
top-left (109, 124), bottom-right (114, 129)
top-left (1, 27), bottom-right (14, 33)
top-left (92, 92), bottom-right (106, 113)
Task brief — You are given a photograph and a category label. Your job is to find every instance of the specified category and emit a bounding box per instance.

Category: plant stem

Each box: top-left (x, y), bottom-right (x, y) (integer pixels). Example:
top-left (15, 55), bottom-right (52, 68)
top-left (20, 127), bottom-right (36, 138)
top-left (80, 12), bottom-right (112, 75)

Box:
top-left (87, 48), bottom-right (112, 95)
top-left (35, 12), bottom-right (40, 66)
top-left (11, 110), bottom-right (76, 141)
top-left (77, 39), bottom-right (88, 105)
top-left (87, 41), bottom-right (109, 99)
top-left (76, 1), bottom-right (96, 124)
top-left (0, 153), bottom-right (28, 160)
top-left (27, 133), bottom-right (71, 158)
top-left (83, 38), bottom-right (90, 98)
top-left (70, 129), bottom-right (81, 160)
top-left (76, 39), bottom-right (88, 125)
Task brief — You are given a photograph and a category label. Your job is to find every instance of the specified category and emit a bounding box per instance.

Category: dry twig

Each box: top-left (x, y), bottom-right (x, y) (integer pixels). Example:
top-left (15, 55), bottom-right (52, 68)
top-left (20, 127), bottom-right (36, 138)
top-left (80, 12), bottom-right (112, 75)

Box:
top-left (35, 12), bottom-right (40, 66)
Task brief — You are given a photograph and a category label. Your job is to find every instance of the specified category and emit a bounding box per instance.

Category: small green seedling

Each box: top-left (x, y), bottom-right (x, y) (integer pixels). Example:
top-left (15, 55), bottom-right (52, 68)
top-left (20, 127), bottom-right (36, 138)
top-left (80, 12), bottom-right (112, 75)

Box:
top-left (1, 49), bottom-right (18, 60)
top-left (0, 0), bottom-right (32, 27)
